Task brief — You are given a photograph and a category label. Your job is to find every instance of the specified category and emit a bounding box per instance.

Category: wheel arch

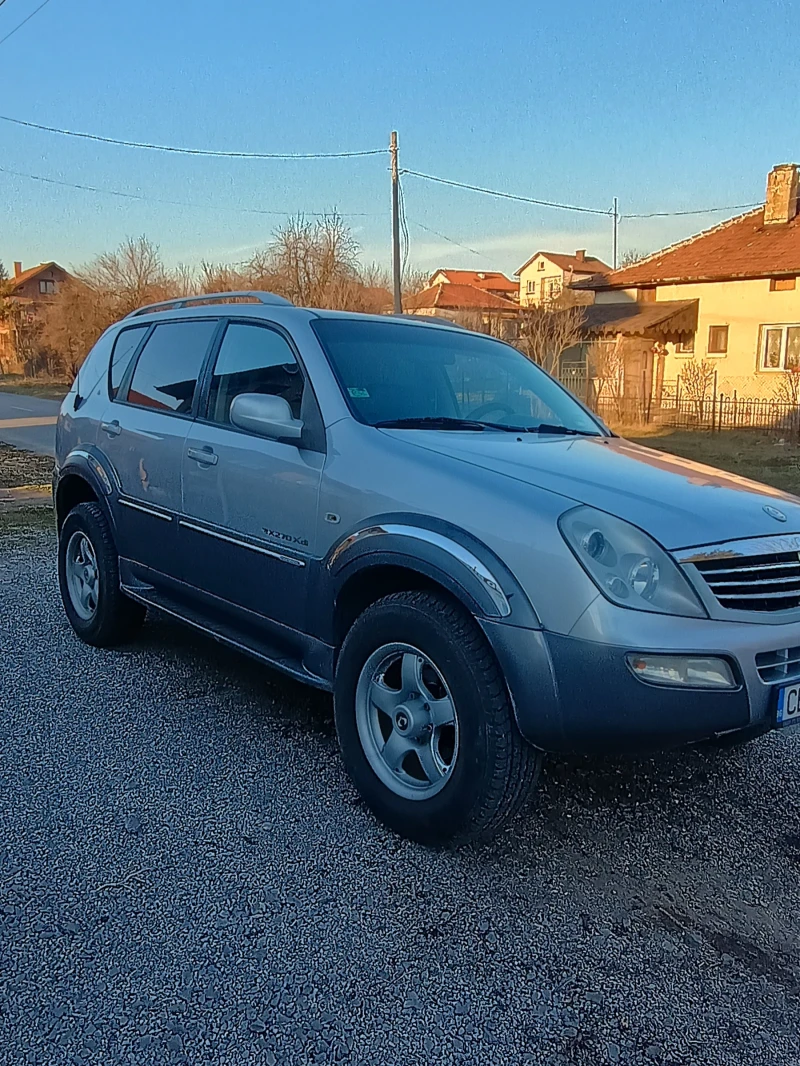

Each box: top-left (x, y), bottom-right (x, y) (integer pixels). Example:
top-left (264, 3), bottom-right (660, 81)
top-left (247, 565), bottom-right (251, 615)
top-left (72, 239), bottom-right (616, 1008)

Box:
top-left (55, 449), bottom-right (115, 530)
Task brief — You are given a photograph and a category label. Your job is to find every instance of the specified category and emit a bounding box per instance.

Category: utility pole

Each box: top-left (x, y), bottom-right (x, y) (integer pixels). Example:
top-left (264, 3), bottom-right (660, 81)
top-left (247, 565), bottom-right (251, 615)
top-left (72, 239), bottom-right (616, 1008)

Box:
top-left (390, 131), bottom-right (402, 314)
top-left (612, 196), bottom-right (619, 270)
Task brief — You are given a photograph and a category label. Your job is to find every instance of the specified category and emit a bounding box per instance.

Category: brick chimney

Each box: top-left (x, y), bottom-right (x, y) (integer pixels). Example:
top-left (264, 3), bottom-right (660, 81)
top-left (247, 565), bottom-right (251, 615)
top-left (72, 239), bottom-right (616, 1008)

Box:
top-left (13, 261), bottom-right (22, 277)
top-left (575, 249), bottom-right (586, 262)
top-left (764, 164), bottom-right (799, 225)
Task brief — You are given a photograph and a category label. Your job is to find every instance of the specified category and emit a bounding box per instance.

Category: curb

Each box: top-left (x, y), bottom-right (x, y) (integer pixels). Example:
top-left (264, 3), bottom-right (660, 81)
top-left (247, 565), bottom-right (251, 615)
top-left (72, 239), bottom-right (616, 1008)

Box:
top-left (0, 484), bottom-right (53, 510)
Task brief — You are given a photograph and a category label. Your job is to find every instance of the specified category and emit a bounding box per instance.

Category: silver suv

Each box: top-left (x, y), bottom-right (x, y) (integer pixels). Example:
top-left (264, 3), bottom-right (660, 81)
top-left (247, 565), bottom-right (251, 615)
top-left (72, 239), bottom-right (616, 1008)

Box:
top-left (54, 291), bottom-right (800, 844)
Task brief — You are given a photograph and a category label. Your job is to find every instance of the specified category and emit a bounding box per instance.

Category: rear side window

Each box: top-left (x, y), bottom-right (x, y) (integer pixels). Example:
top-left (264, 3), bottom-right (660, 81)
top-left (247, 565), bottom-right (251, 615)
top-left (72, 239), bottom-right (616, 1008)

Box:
top-left (109, 326), bottom-right (149, 399)
top-left (206, 322), bottom-right (304, 423)
top-left (125, 320), bottom-right (218, 414)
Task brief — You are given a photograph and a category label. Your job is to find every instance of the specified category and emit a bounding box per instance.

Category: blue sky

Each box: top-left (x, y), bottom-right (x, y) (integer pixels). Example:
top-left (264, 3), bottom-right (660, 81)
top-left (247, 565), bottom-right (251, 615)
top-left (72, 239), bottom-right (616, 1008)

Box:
top-left (1, 0), bottom-right (798, 278)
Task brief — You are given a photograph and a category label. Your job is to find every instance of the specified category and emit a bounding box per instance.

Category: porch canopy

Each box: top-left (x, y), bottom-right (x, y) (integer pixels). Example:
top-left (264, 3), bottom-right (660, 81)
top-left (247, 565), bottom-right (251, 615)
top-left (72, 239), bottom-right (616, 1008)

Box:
top-left (580, 299), bottom-right (699, 342)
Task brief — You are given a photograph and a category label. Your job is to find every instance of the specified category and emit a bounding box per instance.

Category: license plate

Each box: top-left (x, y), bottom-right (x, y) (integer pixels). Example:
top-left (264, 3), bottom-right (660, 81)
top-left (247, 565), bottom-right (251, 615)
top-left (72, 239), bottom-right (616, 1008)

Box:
top-left (777, 683), bottom-right (800, 725)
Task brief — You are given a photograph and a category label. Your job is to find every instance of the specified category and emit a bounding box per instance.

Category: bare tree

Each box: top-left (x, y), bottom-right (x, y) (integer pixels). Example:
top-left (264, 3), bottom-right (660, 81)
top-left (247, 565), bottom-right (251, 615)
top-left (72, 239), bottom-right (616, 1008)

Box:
top-left (80, 235), bottom-right (173, 317)
top-left (588, 336), bottom-right (626, 420)
top-left (681, 358), bottom-right (716, 420)
top-left (515, 300), bottom-right (586, 375)
top-left (618, 248), bottom-right (649, 268)
top-left (774, 367), bottom-right (800, 406)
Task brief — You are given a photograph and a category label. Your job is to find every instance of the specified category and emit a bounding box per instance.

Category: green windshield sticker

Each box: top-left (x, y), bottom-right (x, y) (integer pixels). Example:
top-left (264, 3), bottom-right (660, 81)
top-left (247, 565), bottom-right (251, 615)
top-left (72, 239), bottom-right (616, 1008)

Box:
top-left (348, 387), bottom-right (370, 398)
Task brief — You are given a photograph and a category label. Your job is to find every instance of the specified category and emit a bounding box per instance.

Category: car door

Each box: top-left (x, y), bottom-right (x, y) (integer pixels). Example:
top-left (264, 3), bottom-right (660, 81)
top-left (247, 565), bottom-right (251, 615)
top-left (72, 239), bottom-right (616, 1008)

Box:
top-left (180, 319), bottom-right (324, 633)
top-left (98, 317), bottom-right (220, 581)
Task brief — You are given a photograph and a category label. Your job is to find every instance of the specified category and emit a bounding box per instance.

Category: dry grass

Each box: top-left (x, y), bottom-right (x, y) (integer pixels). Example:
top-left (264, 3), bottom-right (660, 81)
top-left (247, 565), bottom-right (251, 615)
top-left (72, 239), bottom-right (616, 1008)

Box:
top-left (0, 376), bottom-right (70, 401)
top-left (625, 427), bottom-right (800, 497)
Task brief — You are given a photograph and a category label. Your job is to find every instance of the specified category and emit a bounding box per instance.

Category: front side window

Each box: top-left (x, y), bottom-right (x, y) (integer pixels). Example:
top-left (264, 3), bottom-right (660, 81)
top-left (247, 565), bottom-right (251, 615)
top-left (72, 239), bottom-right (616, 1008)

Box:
top-left (312, 318), bottom-right (603, 434)
top-left (126, 319), bottom-right (218, 413)
top-left (109, 325), bottom-right (149, 399)
top-left (761, 324), bottom-right (800, 370)
top-left (707, 324), bottom-right (729, 354)
top-left (207, 322), bottom-right (304, 424)
top-left (675, 335), bottom-right (695, 354)
top-left (39, 279), bottom-right (55, 295)
top-left (526, 280), bottom-right (535, 294)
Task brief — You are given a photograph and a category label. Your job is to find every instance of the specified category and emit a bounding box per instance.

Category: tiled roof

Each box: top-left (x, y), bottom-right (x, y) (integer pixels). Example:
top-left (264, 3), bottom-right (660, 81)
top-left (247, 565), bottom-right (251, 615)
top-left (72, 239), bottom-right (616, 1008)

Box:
top-left (580, 299), bottom-right (699, 338)
top-left (8, 261), bottom-right (63, 291)
top-left (583, 206), bottom-right (800, 288)
top-left (516, 251), bottom-right (611, 276)
top-left (406, 283), bottom-right (518, 311)
top-left (430, 269), bottom-right (518, 293)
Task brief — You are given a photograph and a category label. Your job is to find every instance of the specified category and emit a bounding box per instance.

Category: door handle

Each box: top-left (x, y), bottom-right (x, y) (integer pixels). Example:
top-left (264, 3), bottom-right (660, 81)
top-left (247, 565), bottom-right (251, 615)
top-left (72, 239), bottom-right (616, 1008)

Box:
top-left (100, 419), bottom-right (121, 438)
top-left (187, 446), bottom-right (218, 466)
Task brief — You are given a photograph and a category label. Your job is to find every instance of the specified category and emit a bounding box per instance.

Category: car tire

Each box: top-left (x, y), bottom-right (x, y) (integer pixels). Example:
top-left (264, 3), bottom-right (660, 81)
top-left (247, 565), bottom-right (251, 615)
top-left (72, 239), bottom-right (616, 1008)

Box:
top-left (334, 590), bottom-right (541, 846)
top-left (58, 501), bottom-right (146, 647)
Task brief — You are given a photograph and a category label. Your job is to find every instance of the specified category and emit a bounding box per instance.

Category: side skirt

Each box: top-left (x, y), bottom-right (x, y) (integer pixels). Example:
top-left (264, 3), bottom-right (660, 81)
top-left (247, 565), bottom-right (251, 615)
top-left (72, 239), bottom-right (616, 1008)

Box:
top-left (120, 577), bottom-right (335, 693)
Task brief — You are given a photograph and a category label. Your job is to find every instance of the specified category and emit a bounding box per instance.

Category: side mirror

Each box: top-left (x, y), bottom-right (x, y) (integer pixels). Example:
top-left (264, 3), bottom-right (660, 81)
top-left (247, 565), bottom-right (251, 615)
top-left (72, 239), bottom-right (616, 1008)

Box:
top-left (229, 393), bottom-right (304, 442)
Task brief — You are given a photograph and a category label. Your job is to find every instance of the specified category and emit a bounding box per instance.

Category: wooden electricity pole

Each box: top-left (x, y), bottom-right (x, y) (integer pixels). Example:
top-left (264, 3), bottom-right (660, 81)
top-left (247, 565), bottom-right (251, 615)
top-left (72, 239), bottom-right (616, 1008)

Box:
top-left (390, 131), bottom-right (402, 313)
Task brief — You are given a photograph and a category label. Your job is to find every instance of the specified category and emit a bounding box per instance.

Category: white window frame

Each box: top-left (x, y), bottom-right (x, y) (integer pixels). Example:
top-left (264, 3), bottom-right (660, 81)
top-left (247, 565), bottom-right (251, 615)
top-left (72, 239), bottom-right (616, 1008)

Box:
top-left (537, 260), bottom-right (545, 270)
top-left (526, 279), bottom-right (535, 294)
top-left (544, 277), bottom-right (562, 300)
top-left (759, 323), bottom-right (800, 371)
top-left (38, 278), bottom-right (55, 294)
top-left (675, 335), bottom-right (695, 355)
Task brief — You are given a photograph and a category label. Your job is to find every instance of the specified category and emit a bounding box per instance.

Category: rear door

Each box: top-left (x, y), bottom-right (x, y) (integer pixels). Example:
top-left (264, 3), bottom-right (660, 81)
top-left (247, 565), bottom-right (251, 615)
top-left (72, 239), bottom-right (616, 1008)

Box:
top-left (98, 317), bottom-right (219, 581)
top-left (180, 319), bottom-right (324, 632)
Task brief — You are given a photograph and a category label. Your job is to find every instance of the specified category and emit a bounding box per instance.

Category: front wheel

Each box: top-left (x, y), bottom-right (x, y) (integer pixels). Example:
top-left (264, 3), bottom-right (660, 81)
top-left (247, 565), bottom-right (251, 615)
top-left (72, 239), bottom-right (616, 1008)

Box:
top-left (334, 590), bottom-right (540, 845)
top-left (58, 501), bottom-right (146, 647)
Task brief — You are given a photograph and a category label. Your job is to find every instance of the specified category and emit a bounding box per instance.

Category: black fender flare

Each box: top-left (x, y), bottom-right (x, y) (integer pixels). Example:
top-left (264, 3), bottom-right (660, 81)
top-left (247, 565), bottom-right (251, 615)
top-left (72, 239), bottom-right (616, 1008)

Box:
top-left (54, 446), bottom-right (118, 528)
top-left (324, 513), bottom-right (540, 629)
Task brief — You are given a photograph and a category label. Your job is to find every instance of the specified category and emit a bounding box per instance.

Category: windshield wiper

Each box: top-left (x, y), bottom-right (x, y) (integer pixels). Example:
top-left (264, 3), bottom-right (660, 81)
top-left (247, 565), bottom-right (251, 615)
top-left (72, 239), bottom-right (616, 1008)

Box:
top-left (373, 416), bottom-right (524, 432)
top-left (529, 423), bottom-right (603, 437)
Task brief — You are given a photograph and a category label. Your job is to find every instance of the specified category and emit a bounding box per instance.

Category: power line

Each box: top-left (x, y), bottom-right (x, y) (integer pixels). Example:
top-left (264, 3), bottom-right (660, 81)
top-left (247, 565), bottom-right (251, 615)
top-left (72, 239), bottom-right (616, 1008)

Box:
top-left (0, 113), bottom-right (385, 159)
top-left (0, 0), bottom-right (13, 9)
top-left (408, 219), bottom-right (485, 259)
top-left (0, 163), bottom-right (383, 218)
top-left (624, 202), bottom-right (761, 219)
top-left (403, 168), bottom-right (612, 216)
top-left (0, 0), bottom-right (52, 47)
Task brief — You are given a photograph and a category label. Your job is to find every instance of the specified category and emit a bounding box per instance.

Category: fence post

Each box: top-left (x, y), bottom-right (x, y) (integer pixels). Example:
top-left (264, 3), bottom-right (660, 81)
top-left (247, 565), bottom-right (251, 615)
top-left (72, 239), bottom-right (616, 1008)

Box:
top-left (733, 389), bottom-right (738, 429)
top-left (711, 370), bottom-right (718, 433)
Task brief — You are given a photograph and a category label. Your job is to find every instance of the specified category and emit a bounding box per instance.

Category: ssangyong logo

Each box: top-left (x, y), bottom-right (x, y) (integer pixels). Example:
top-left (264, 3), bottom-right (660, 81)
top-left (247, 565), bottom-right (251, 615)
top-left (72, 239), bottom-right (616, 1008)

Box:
top-left (763, 505), bottom-right (788, 522)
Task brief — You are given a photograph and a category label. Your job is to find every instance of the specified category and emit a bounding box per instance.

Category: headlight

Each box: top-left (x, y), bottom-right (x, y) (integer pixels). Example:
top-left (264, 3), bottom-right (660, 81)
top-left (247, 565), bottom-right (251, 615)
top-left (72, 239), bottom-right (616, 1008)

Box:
top-left (559, 506), bottom-right (706, 618)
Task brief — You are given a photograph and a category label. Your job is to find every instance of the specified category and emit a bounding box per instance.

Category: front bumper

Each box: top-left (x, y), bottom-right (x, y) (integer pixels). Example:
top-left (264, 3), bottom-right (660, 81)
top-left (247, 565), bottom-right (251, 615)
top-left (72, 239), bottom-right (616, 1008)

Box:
top-left (480, 609), bottom-right (800, 753)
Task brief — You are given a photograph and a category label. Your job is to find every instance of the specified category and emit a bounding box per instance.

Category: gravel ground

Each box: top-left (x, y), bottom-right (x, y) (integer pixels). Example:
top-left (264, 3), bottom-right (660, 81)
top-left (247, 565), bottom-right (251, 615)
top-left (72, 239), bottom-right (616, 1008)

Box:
top-left (0, 444), bottom-right (53, 490)
top-left (2, 527), bottom-right (800, 1066)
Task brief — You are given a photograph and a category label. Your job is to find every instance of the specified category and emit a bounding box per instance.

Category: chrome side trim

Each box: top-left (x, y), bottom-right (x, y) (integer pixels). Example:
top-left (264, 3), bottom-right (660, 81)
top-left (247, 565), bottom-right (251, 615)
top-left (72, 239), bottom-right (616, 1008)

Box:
top-left (327, 523), bottom-right (511, 618)
top-left (676, 533), bottom-right (800, 564)
top-left (178, 519), bottom-right (305, 567)
top-left (118, 497), bottom-right (172, 521)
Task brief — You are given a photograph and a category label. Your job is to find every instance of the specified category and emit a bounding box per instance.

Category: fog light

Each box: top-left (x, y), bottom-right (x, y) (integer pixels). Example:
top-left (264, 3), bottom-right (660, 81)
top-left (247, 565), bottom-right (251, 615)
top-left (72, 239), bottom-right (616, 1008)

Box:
top-left (626, 654), bottom-right (736, 689)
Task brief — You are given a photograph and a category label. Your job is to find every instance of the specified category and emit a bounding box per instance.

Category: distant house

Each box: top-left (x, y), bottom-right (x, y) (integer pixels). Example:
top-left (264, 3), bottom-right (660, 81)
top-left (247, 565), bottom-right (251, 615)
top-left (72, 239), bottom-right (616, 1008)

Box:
top-left (405, 282), bottom-right (519, 337)
top-left (0, 261), bottom-right (71, 374)
top-left (574, 163), bottom-right (800, 400)
top-left (428, 269), bottom-right (518, 301)
top-left (517, 249), bottom-right (610, 307)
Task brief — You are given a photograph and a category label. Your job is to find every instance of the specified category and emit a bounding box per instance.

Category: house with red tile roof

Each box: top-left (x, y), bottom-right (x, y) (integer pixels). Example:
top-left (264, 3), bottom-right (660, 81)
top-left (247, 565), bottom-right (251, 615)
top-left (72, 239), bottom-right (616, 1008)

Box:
top-left (428, 269), bottom-right (518, 300)
top-left (405, 282), bottom-right (519, 337)
top-left (576, 163), bottom-right (800, 401)
top-left (1, 260), bottom-right (71, 374)
top-left (517, 249), bottom-right (610, 307)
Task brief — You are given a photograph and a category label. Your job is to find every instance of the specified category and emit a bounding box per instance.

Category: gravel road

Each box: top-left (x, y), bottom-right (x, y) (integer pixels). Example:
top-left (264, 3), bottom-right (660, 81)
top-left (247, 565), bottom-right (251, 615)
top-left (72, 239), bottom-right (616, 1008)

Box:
top-left (2, 527), bottom-right (800, 1066)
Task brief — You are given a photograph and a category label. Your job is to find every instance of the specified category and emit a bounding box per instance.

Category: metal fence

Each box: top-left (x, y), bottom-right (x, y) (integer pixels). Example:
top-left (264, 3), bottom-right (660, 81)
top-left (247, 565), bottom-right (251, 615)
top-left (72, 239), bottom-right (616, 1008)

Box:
top-left (554, 365), bottom-right (800, 436)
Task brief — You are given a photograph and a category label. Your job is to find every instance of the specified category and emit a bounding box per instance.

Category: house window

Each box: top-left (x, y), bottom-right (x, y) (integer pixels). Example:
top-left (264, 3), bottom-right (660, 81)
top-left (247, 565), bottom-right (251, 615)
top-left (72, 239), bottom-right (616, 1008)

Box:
top-left (39, 279), bottom-right (55, 294)
top-left (545, 278), bottom-right (562, 300)
top-left (675, 335), bottom-right (695, 354)
top-left (537, 261), bottom-right (545, 270)
top-left (760, 324), bottom-right (800, 370)
top-left (770, 277), bottom-right (796, 291)
top-left (526, 280), bottom-right (535, 294)
top-left (707, 325), bottom-right (729, 355)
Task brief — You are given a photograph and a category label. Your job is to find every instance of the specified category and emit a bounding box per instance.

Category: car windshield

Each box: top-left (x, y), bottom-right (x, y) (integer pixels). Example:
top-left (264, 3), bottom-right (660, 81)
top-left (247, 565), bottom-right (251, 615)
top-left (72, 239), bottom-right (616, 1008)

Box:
top-left (312, 318), bottom-right (603, 434)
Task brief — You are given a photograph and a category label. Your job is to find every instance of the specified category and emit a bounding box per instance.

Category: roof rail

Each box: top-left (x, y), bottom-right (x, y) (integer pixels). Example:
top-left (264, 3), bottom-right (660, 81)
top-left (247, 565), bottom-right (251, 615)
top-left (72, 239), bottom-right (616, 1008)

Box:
top-left (124, 290), bottom-right (292, 318)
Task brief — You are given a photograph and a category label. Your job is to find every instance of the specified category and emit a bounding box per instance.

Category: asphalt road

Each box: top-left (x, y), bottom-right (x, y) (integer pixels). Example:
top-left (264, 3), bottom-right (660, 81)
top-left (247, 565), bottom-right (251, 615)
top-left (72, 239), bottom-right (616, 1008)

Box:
top-left (2, 526), bottom-right (800, 1066)
top-left (0, 393), bottom-right (60, 457)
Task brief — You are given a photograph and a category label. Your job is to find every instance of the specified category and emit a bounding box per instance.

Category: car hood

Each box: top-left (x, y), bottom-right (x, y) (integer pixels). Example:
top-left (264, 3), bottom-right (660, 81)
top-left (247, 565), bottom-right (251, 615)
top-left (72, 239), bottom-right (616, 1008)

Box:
top-left (387, 430), bottom-right (800, 550)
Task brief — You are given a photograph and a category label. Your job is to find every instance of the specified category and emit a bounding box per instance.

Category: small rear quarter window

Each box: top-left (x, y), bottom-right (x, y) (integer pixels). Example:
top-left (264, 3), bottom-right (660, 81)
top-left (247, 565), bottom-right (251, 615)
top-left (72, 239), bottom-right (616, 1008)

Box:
top-left (109, 326), bottom-right (149, 399)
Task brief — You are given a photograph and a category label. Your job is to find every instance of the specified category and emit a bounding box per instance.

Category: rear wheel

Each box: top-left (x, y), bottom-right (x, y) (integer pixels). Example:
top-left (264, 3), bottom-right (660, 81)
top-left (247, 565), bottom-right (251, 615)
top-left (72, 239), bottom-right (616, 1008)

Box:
top-left (58, 502), bottom-right (145, 647)
top-left (334, 590), bottom-right (540, 845)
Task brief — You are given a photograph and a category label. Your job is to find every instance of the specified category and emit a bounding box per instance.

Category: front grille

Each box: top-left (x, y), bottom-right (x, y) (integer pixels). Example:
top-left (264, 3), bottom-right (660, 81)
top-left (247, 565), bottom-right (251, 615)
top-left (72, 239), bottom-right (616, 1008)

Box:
top-left (756, 646), bottom-right (800, 684)
top-left (693, 550), bottom-right (800, 612)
